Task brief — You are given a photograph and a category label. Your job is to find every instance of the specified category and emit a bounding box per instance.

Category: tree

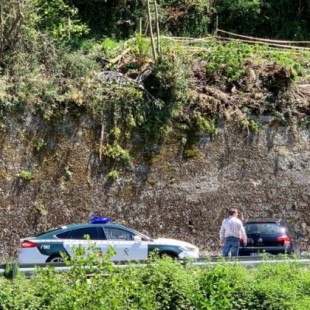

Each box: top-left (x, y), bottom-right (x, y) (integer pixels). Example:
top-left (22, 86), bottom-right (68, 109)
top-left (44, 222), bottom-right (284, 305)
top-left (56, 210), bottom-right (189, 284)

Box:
top-left (0, 0), bottom-right (24, 52)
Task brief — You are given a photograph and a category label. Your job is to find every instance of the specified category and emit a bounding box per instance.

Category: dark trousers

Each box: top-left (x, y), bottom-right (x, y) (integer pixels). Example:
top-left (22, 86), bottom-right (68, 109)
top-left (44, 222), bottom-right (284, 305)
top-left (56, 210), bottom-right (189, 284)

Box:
top-left (222, 236), bottom-right (240, 256)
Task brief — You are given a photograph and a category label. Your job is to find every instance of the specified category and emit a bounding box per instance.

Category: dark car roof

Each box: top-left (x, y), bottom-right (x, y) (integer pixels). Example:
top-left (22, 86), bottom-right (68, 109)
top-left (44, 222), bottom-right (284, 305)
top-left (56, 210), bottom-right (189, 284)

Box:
top-left (244, 218), bottom-right (283, 223)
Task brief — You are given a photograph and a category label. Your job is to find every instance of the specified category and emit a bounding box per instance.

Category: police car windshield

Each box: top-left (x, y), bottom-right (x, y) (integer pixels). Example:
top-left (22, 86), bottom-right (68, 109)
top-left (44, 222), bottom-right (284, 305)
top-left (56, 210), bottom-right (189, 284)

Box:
top-left (131, 229), bottom-right (152, 241)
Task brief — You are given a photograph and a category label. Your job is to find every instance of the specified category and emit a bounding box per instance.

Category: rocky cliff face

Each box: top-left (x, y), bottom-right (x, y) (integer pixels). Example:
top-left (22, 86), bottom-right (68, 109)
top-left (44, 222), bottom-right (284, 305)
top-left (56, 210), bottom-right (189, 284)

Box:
top-left (0, 116), bottom-right (309, 260)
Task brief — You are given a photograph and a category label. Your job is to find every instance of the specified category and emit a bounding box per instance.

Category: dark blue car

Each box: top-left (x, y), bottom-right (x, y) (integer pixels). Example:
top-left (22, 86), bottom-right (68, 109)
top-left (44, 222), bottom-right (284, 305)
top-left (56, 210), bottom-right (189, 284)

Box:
top-left (239, 218), bottom-right (303, 256)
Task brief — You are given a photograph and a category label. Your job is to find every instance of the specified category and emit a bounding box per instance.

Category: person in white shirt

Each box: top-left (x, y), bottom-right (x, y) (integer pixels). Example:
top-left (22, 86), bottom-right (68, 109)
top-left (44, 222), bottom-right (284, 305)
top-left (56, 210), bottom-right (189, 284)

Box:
top-left (219, 208), bottom-right (247, 256)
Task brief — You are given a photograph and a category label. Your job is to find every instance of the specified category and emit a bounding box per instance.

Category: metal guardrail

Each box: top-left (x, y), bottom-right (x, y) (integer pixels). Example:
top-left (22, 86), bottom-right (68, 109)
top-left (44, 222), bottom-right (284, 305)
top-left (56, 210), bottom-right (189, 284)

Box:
top-left (1, 256), bottom-right (310, 278)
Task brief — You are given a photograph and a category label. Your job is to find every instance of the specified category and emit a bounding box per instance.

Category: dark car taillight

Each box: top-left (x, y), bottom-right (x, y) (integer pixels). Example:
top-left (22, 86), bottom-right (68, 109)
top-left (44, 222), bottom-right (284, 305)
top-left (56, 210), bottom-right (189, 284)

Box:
top-left (276, 235), bottom-right (291, 246)
top-left (21, 241), bottom-right (37, 248)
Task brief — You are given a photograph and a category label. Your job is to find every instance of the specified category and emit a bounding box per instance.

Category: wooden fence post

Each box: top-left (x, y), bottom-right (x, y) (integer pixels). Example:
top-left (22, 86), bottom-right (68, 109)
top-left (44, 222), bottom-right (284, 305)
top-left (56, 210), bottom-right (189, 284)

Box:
top-left (146, 0), bottom-right (157, 60)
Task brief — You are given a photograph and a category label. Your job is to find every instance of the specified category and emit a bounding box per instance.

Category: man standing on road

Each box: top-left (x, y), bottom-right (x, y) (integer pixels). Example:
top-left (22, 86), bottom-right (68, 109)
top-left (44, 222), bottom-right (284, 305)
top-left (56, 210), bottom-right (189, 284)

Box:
top-left (219, 208), bottom-right (247, 257)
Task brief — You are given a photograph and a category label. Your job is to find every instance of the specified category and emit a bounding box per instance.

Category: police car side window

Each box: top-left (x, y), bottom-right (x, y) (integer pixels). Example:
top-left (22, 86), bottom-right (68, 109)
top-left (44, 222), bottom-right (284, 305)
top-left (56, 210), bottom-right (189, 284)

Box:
top-left (56, 231), bottom-right (72, 239)
top-left (104, 228), bottom-right (134, 240)
top-left (70, 227), bottom-right (103, 240)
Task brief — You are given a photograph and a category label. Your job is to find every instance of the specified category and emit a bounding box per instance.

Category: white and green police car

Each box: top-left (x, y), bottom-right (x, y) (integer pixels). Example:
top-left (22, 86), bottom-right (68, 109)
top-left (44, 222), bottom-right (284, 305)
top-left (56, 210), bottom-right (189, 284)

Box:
top-left (18, 217), bottom-right (199, 263)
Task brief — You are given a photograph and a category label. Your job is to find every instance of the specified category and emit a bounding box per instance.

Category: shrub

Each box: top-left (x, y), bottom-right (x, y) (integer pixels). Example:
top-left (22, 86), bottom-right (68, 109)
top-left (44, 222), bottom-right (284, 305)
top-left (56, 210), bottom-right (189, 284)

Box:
top-left (34, 0), bottom-right (89, 42)
top-left (160, 0), bottom-right (212, 37)
top-left (1, 254), bottom-right (310, 309)
top-left (205, 40), bottom-right (258, 83)
top-left (238, 118), bottom-right (260, 134)
top-left (194, 112), bottom-right (217, 136)
top-left (16, 170), bottom-right (34, 181)
top-left (100, 143), bottom-right (132, 166)
top-left (215, 0), bottom-right (261, 36)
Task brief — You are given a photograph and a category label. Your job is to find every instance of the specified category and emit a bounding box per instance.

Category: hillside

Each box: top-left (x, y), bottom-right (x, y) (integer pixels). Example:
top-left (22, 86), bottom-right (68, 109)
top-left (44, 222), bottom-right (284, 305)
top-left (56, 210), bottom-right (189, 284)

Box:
top-left (0, 0), bottom-right (309, 259)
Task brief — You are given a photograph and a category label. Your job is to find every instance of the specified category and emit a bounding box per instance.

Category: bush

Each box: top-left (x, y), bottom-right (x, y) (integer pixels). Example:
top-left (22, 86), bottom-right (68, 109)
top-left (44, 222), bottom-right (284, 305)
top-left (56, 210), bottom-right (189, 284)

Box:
top-left (1, 251), bottom-right (310, 310)
top-left (34, 0), bottom-right (89, 42)
top-left (16, 170), bottom-right (34, 181)
top-left (215, 0), bottom-right (261, 36)
top-left (160, 0), bottom-right (212, 37)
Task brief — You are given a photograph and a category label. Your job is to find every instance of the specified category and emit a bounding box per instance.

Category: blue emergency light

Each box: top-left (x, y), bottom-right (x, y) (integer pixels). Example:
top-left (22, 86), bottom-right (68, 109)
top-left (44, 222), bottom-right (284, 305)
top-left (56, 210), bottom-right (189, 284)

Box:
top-left (90, 216), bottom-right (111, 224)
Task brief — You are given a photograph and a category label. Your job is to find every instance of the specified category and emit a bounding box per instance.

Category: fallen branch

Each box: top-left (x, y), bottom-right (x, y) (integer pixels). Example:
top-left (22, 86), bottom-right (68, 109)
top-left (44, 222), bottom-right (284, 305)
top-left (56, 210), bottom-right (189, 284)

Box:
top-left (217, 29), bottom-right (310, 46)
top-left (106, 47), bottom-right (131, 68)
top-left (215, 36), bottom-right (310, 51)
top-left (160, 35), bottom-right (212, 43)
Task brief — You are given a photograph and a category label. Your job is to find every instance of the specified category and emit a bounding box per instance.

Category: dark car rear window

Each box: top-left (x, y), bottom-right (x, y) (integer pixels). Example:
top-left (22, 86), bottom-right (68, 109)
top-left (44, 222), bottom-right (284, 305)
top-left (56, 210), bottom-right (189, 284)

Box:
top-left (245, 223), bottom-right (284, 234)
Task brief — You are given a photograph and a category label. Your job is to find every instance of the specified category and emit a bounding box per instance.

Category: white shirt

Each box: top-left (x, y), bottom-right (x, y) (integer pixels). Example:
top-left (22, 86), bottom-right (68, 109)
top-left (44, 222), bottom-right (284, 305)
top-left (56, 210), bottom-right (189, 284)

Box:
top-left (219, 216), bottom-right (247, 243)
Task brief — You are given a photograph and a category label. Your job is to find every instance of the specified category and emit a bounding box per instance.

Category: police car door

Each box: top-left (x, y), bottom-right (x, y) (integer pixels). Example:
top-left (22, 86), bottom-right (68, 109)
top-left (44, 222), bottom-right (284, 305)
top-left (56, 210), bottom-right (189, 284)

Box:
top-left (63, 226), bottom-right (106, 259)
top-left (101, 227), bottom-right (148, 261)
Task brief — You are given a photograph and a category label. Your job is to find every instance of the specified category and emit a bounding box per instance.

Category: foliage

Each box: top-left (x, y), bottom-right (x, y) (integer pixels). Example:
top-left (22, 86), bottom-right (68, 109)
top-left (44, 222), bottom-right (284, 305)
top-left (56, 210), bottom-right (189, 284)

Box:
top-left (1, 254), bottom-right (310, 309)
top-left (257, 0), bottom-right (310, 39)
top-left (238, 118), bottom-right (260, 134)
top-left (34, 138), bottom-right (46, 153)
top-left (72, 0), bottom-right (145, 39)
top-left (100, 143), bottom-right (132, 166)
top-left (34, 0), bottom-right (89, 42)
top-left (183, 146), bottom-right (202, 159)
top-left (215, 0), bottom-right (310, 40)
top-left (194, 112), bottom-right (217, 136)
top-left (71, 0), bottom-right (212, 38)
top-left (16, 170), bottom-right (34, 181)
top-left (0, 0), bottom-right (25, 52)
top-left (215, 0), bottom-right (261, 35)
top-left (202, 40), bottom-right (307, 96)
top-left (68, 0), bottom-right (310, 40)
top-left (144, 53), bottom-right (190, 102)
top-left (101, 38), bottom-right (125, 59)
top-left (106, 169), bottom-right (119, 182)
top-left (2, 0), bottom-right (309, 49)
top-left (160, 0), bottom-right (213, 37)
top-left (204, 40), bottom-right (262, 83)
top-left (267, 50), bottom-right (305, 80)
top-left (131, 33), bottom-right (152, 62)
top-left (142, 53), bottom-right (191, 139)
top-left (0, 0), bottom-right (309, 180)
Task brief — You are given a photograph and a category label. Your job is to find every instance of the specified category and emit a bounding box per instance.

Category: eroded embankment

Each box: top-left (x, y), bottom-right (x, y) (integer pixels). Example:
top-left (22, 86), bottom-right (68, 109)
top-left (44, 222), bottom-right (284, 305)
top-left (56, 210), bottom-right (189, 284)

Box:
top-left (0, 116), bottom-right (309, 259)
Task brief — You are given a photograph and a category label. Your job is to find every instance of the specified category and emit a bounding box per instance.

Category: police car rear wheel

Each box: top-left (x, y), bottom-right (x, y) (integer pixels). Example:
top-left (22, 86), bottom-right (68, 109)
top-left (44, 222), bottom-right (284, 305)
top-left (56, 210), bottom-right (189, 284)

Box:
top-left (47, 254), bottom-right (64, 263)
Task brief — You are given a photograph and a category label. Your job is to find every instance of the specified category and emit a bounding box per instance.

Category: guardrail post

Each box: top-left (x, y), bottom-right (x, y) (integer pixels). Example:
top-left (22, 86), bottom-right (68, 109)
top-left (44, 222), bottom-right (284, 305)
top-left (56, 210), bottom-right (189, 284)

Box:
top-left (12, 262), bottom-right (18, 279)
top-left (4, 262), bottom-right (18, 280)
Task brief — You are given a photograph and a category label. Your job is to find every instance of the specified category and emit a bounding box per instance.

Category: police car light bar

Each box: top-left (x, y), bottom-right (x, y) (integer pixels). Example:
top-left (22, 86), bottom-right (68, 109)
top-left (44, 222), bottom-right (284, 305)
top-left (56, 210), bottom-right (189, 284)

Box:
top-left (90, 216), bottom-right (111, 224)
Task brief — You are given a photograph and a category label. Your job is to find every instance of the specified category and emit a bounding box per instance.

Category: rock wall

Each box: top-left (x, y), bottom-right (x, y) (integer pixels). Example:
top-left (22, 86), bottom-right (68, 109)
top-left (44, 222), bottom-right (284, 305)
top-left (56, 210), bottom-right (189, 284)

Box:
top-left (0, 117), bottom-right (309, 260)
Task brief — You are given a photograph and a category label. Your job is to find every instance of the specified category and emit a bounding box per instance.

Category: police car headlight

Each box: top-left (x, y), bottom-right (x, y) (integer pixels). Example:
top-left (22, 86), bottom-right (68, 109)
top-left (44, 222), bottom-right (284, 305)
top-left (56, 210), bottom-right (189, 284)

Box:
top-left (179, 245), bottom-right (197, 252)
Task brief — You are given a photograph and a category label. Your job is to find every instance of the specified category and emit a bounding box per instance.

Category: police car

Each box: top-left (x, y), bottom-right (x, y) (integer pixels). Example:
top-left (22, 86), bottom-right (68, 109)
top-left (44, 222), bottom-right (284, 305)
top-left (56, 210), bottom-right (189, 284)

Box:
top-left (18, 217), bottom-right (199, 263)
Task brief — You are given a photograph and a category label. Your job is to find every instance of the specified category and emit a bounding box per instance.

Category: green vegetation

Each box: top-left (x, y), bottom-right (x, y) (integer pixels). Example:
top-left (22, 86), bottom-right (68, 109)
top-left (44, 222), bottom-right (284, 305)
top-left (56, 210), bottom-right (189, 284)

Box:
top-left (194, 112), bottom-right (217, 136)
top-left (34, 0), bottom-right (89, 42)
top-left (100, 143), bottom-right (132, 166)
top-left (106, 170), bottom-right (119, 182)
top-left (68, 1), bottom-right (310, 40)
top-left (0, 3), bottom-right (309, 307)
top-left (16, 170), bottom-right (34, 181)
top-left (216, 0), bottom-right (310, 40)
top-left (0, 0), bottom-right (309, 174)
top-left (34, 138), bottom-right (46, 153)
top-left (1, 248), bottom-right (310, 309)
top-left (238, 119), bottom-right (260, 134)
